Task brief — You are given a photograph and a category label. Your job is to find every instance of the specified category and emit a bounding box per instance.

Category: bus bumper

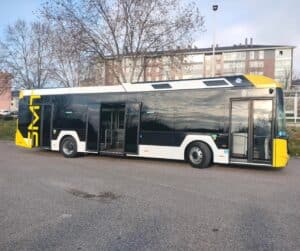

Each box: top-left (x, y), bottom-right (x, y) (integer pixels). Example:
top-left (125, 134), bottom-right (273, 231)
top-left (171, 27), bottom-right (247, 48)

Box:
top-left (15, 129), bottom-right (33, 148)
top-left (272, 138), bottom-right (289, 168)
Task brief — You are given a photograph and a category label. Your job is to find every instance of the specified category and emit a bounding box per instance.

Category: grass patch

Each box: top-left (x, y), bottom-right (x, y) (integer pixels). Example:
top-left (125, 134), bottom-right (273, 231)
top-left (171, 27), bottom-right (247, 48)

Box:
top-left (287, 127), bottom-right (300, 157)
top-left (0, 118), bottom-right (16, 141)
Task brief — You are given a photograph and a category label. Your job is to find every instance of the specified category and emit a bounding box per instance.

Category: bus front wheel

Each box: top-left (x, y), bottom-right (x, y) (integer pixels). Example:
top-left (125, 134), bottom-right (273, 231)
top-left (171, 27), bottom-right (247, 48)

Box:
top-left (186, 142), bottom-right (212, 168)
top-left (60, 136), bottom-right (78, 158)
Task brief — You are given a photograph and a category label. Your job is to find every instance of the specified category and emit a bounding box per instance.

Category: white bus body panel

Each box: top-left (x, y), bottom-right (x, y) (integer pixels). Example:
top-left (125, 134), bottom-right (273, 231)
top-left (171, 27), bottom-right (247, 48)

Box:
top-left (21, 78), bottom-right (234, 97)
top-left (51, 132), bottom-right (229, 164)
top-left (51, 131), bottom-right (86, 152)
top-left (138, 135), bottom-right (229, 164)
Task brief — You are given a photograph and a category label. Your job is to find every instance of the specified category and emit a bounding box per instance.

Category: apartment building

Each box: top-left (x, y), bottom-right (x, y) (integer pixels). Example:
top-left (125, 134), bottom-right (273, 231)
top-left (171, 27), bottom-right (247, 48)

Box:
top-left (84, 42), bottom-right (295, 89)
top-left (0, 72), bottom-right (12, 111)
top-left (10, 90), bottom-right (19, 111)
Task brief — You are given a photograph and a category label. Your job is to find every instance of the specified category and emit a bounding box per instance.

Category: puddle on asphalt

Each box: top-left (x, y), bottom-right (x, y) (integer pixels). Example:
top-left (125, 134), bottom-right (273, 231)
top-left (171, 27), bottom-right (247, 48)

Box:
top-left (65, 188), bottom-right (120, 202)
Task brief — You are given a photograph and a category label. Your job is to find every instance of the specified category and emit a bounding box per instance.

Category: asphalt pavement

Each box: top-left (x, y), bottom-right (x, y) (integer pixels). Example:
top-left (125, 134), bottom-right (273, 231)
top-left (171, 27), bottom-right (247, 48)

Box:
top-left (0, 140), bottom-right (300, 251)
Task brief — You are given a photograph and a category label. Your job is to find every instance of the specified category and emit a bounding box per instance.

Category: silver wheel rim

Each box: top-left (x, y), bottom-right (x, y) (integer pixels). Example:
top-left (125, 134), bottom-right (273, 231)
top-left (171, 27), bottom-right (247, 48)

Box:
top-left (189, 146), bottom-right (203, 165)
top-left (63, 140), bottom-right (75, 155)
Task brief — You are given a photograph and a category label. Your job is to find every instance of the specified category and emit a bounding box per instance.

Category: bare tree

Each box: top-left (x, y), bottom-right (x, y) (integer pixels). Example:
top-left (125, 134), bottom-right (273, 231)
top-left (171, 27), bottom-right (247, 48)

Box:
top-left (0, 20), bottom-right (52, 89)
top-left (280, 68), bottom-right (294, 89)
top-left (291, 70), bottom-right (300, 81)
top-left (42, 0), bottom-right (204, 84)
top-left (48, 24), bottom-right (87, 87)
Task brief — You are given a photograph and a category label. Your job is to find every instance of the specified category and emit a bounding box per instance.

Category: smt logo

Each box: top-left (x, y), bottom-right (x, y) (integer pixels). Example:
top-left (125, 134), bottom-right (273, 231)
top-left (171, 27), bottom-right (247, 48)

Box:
top-left (28, 95), bottom-right (41, 147)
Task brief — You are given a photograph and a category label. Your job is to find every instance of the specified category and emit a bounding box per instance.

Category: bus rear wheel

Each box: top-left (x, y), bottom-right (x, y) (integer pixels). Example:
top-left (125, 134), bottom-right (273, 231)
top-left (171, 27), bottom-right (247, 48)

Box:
top-left (60, 136), bottom-right (78, 158)
top-left (186, 142), bottom-right (212, 168)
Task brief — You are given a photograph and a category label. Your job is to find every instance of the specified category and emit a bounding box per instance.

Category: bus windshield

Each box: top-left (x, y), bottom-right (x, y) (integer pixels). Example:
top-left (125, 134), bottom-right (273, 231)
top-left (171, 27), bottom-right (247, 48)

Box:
top-left (276, 88), bottom-right (287, 138)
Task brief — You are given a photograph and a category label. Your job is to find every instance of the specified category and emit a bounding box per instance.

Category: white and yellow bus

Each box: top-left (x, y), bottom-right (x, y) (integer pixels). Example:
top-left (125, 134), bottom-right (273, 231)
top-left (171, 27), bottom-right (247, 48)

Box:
top-left (16, 75), bottom-right (289, 169)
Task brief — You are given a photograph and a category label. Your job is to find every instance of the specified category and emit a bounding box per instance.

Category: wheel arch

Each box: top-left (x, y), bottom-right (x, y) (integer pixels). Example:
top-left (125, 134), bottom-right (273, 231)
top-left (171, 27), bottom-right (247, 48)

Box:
top-left (59, 135), bottom-right (76, 151)
top-left (51, 130), bottom-right (85, 152)
top-left (184, 140), bottom-right (214, 163)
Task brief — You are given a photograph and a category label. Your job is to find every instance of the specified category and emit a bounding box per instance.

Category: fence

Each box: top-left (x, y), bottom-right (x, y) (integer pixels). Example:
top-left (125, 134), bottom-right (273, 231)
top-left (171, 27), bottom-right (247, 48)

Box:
top-left (284, 90), bottom-right (300, 124)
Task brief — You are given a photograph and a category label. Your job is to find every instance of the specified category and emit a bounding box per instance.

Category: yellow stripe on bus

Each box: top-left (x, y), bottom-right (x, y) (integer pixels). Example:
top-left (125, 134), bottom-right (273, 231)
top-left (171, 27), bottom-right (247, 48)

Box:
top-left (19, 90), bottom-right (24, 99)
top-left (244, 74), bottom-right (283, 88)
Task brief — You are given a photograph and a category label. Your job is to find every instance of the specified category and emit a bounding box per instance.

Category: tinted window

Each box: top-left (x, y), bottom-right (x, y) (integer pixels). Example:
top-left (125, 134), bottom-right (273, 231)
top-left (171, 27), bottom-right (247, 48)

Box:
top-left (173, 89), bottom-right (224, 133)
top-left (141, 92), bottom-right (174, 131)
top-left (252, 100), bottom-right (272, 160)
top-left (52, 95), bottom-right (87, 130)
top-left (86, 104), bottom-right (100, 151)
top-left (152, 83), bottom-right (171, 89)
top-left (276, 88), bottom-right (287, 138)
top-left (18, 97), bottom-right (32, 130)
top-left (231, 101), bottom-right (249, 158)
top-left (125, 103), bottom-right (140, 153)
top-left (141, 93), bottom-right (157, 131)
top-left (203, 80), bottom-right (228, 86)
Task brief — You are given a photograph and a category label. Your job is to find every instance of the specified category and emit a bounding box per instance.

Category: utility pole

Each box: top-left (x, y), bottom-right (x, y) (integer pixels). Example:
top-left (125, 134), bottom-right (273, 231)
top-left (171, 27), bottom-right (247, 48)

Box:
top-left (212, 4), bottom-right (218, 77)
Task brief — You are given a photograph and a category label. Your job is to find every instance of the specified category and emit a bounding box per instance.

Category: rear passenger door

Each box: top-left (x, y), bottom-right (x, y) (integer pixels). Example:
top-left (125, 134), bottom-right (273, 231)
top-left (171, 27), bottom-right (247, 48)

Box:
top-left (86, 104), bottom-right (101, 152)
top-left (124, 103), bottom-right (141, 154)
top-left (230, 99), bottom-right (273, 164)
top-left (40, 104), bottom-right (53, 148)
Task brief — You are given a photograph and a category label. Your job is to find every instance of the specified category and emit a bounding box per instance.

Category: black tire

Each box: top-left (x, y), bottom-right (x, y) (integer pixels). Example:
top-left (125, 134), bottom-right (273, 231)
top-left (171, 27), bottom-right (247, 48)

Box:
top-left (60, 136), bottom-right (78, 158)
top-left (186, 142), bottom-right (212, 168)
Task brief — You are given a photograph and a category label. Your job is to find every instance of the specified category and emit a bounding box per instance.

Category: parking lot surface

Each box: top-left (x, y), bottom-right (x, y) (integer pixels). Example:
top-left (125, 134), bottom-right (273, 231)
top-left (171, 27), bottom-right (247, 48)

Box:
top-left (0, 140), bottom-right (300, 251)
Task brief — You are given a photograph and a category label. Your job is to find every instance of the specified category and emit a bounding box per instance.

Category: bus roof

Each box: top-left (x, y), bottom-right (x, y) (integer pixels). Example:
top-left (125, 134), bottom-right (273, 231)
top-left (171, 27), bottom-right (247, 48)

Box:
top-left (19, 75), bottom-right (283, 98)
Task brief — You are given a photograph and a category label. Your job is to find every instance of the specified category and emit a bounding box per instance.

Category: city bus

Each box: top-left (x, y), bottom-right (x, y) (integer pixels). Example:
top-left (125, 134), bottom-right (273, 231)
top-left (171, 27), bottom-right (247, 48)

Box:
top-left (15, 75), bottom-right (289, 169)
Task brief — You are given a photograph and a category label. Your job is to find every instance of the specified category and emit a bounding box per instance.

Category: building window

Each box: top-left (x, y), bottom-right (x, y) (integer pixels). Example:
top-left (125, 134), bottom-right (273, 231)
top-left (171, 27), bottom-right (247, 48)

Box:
top-left (249, 61), bottom-right (264, 68)
top-left (250, 71), bottom-right (264, 75)
top-left (223, 52), bottom-right (246, 61)
top-left (258, 50), bottom-right (264, 60)
top-left (184, 54), bottom-right (204, 63)
top-left (216, 54), bottom-right (222, 61)
top-left (223, 62), bottom-right (245, 72)
top-left (162, 56), bottom-right (171, 65)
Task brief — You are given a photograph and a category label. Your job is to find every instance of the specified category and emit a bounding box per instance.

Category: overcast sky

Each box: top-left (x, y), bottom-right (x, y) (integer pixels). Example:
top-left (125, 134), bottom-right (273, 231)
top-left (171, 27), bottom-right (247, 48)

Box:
top-left (0, 0), bottom-right (299, 72)
top-left (195, 0), bottom-right (300, 72)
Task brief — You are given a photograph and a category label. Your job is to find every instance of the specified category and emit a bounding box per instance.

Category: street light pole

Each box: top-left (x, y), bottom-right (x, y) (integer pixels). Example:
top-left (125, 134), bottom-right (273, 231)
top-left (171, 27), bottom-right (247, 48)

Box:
top-left (212, 4), bottom-right (218, 77)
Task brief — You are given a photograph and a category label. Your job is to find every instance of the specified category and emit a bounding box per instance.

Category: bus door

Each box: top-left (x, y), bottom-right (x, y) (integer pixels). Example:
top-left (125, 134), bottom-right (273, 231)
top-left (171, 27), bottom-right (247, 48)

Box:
top-left (39, 104), bottom-right (53, 148)
top-left (230, 99), bottom-right (273, 164)
top-left (86, 104), bottom-right (101, 152)
top-left (99, 103), bottom-right (125, 153)
top-left (124, 103), bottom-right (141, 154)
